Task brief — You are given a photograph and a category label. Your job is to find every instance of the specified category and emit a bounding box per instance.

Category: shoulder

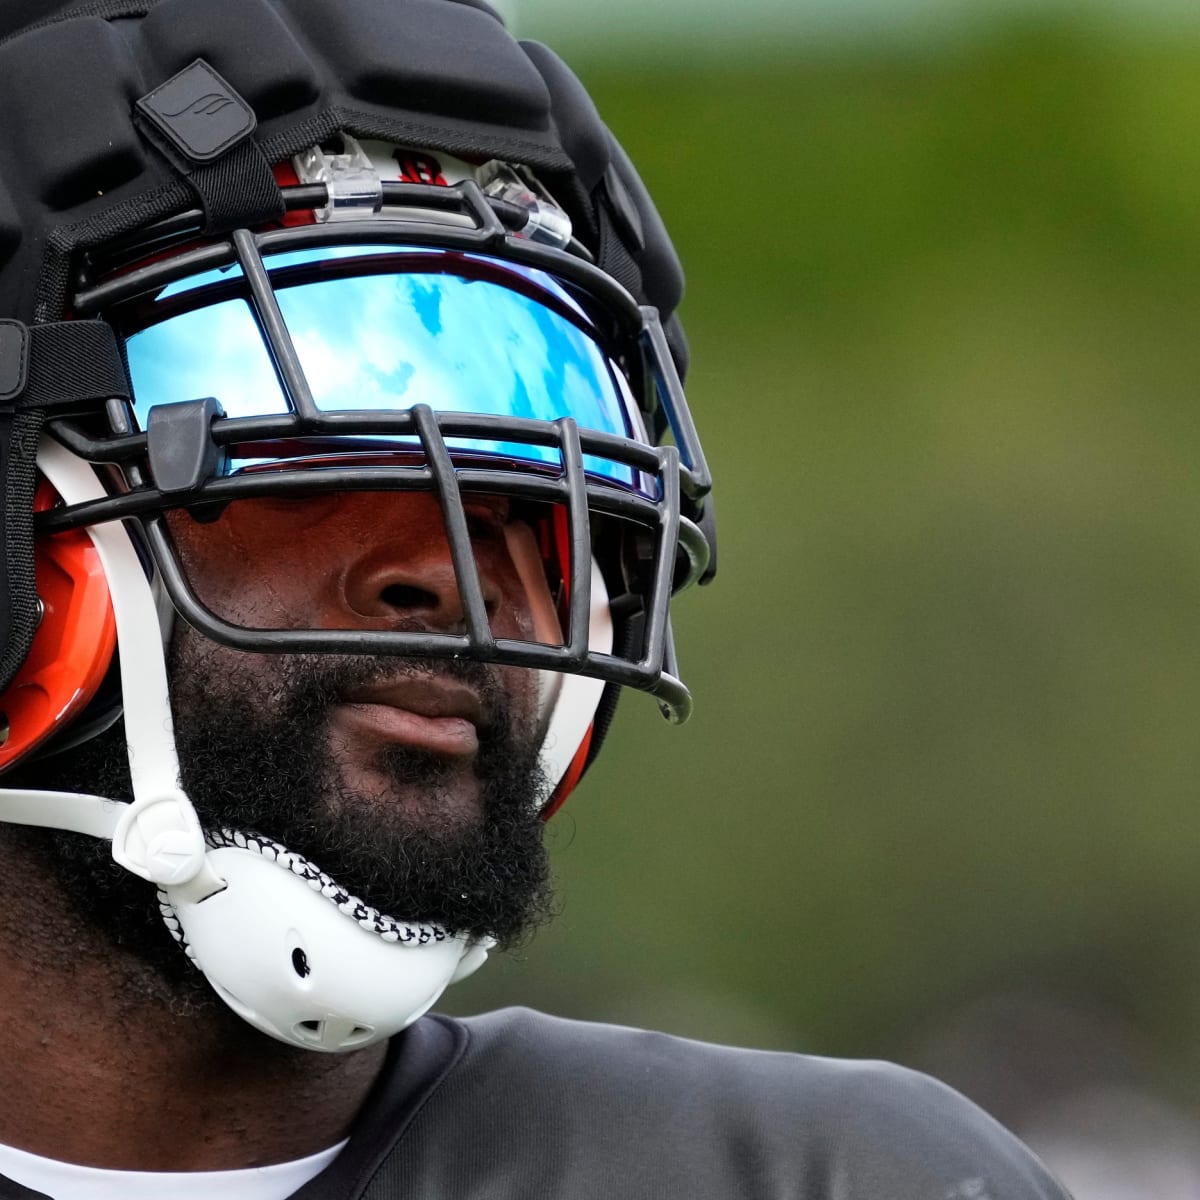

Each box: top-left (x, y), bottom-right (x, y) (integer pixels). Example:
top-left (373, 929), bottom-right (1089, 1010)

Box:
top-left (454, 1004), bottom-right (894, 1107)
top-left (425, 1008), bottom-right (1071, 1200)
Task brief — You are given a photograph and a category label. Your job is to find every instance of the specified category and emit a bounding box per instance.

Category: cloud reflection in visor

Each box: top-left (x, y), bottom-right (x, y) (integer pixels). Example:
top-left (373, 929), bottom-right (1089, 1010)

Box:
top-left (120, 245), bottom-right (653, 493)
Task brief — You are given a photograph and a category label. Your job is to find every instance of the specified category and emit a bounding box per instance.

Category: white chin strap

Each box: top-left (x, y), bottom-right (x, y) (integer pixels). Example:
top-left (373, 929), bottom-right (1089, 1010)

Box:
top-left (533, 557), bottom-right (613, 801)
top-left (0, 438), bottom-right (510, 1053)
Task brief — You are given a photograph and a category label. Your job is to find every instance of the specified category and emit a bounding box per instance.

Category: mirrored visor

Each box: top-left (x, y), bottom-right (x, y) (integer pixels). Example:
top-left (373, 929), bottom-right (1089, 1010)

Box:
top-left (116, 245), bottom-right (653, 493)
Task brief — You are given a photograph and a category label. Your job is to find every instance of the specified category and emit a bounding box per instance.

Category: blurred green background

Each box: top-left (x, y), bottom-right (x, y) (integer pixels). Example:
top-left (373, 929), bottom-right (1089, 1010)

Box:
top-left (446, 0), bottom-right (1200, 1176)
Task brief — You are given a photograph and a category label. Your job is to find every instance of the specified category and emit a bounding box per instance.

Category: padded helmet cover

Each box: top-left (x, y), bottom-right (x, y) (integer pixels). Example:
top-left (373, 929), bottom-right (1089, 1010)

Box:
top-left (0, 0), bottom-right (685, 328)
top-left (0, 0), bottom-right (690, 697)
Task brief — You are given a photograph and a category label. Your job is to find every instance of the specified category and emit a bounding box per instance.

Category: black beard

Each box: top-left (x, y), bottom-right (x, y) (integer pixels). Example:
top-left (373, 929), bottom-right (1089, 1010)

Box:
top-left (4, 631), bottom-right (554, 1010)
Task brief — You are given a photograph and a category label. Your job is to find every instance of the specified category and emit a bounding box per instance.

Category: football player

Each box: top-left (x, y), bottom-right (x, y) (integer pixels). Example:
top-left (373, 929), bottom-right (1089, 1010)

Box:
top-left (0, 1), bottom-right (1070, 1196)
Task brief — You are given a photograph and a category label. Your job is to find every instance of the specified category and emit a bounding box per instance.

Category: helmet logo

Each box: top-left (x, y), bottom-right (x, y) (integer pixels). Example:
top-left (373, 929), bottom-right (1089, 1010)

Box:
top-left (392, 151), bottom-right (448, 188)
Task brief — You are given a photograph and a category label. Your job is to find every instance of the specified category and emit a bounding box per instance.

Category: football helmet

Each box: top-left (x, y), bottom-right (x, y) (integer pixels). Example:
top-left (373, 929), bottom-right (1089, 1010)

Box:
top-left (0, 0), bottom-right (713, 1049)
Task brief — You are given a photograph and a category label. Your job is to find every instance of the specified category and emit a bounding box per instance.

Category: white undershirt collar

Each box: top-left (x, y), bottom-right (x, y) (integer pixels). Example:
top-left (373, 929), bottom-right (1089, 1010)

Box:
top-left (0, 1137), bottom-right (347, 1200)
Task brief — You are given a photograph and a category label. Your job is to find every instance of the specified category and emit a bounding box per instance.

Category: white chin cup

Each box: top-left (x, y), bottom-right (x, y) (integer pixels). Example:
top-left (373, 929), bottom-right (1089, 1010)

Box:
top-left (163, 846), bottom-right (491, 1052)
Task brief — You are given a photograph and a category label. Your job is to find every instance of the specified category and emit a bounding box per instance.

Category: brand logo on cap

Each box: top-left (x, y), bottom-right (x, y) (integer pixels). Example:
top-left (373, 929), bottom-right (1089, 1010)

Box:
top-left (163, 93), bottom-right (237, 120)
top-left (136, 60), bottom-right (256, 164)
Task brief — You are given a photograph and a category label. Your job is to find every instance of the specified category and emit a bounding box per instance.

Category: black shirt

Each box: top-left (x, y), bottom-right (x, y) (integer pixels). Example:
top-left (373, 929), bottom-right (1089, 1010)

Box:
top-left (290, 1007), bottom-right (1072, 1200)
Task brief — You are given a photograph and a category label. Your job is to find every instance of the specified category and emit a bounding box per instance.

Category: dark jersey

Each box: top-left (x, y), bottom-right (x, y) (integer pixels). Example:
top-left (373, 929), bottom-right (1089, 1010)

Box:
top-left (285, 1007), bottom-right (1071, 1200)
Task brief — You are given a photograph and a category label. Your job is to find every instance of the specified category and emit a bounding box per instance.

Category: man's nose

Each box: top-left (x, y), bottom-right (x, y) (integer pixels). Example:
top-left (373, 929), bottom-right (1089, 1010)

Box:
top-left (338, 494), bottom-right (502, 633)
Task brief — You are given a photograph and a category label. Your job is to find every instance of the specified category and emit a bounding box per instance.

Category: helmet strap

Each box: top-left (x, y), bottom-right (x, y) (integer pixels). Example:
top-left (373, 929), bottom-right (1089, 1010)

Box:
top-left (0, 319), bottom-right (131, 694)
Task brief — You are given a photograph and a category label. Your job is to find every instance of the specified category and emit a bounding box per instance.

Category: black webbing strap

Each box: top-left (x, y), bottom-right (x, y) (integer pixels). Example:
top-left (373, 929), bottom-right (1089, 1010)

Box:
top-left (0, 404), bottom-right (45, 694)
top-left (133, 58), bottom-right (284, 234)
top-left (595, 200), bottom-right (642, 301)
top-left (0, 318), bottom-right (130, 693)
top-left (187, 137), bottom-right (285, 232)
top-left (21, 320), bottom-right (130, 411)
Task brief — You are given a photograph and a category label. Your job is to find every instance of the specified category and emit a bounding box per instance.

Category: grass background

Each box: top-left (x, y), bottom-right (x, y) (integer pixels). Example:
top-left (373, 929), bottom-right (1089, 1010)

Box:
top-left (444, 17), bottom-right (1200, 1137)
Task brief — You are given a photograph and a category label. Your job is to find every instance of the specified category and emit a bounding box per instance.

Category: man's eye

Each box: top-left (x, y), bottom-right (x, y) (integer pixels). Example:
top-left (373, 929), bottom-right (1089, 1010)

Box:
top-left (464, 498), bottom-right (511, 537)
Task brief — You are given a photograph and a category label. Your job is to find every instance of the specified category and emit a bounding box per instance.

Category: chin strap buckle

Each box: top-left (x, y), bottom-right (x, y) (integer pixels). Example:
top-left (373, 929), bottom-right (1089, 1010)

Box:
top-left (112, 790), bottom-right (225, 901)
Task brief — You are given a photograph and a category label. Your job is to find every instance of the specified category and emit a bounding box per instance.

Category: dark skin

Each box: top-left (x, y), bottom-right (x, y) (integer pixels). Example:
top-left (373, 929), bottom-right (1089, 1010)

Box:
top-left (0, 849), bottom-right (388, 1169)
top-left (0, 490), bottom-right (559, 1170)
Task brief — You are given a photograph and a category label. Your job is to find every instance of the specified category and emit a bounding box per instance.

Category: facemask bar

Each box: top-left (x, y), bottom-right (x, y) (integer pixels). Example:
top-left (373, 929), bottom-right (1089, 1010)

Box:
top-left (42, 184), bottom-right (712, 720)
top-left (137, 410), bottom-right (690, 709)
top-left (71, 178), bottom-right (710, 498)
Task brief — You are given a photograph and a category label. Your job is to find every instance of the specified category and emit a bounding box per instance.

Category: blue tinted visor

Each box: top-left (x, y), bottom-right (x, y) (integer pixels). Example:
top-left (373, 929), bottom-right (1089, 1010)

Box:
top-left (119, 245), bottom-right (653, 493)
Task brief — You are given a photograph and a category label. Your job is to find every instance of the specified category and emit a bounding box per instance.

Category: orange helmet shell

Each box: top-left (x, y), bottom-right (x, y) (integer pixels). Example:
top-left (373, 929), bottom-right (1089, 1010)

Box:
top-left (0, 479), bottom-right (117, 770)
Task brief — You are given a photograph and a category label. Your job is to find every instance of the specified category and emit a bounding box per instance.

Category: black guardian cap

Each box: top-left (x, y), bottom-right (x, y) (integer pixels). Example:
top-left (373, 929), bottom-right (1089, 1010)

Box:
top-left (0, 0), bottom-right (714, 782)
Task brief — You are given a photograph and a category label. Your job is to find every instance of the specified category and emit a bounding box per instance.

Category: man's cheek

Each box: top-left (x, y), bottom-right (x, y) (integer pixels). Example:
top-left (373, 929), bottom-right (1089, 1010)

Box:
top-left (168, 628), bottom-right (283, 716)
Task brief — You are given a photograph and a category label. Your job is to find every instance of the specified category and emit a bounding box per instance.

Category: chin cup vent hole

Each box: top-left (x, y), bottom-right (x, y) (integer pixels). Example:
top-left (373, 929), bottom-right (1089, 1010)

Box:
top-left (295, 1019), bottom-right (374, 1043)
top-left (291, 947), bottom-right (311, 978)
top-left (0, 714), bottom-right (9, 747)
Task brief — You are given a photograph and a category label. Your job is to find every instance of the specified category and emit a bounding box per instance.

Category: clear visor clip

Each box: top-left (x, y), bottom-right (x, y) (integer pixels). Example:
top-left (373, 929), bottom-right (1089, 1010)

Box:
top-left (295, 136), bottom-right (384, 222)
